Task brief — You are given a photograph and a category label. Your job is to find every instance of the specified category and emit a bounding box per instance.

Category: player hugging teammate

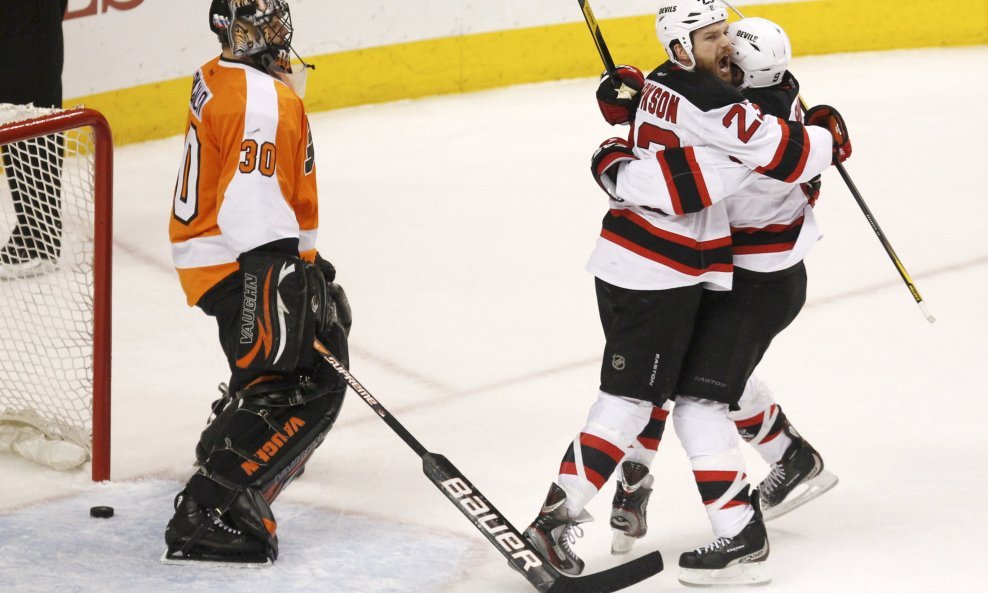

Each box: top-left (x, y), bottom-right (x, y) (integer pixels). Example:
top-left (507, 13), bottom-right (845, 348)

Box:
top-left (524, 0), bottom-right (849, 586)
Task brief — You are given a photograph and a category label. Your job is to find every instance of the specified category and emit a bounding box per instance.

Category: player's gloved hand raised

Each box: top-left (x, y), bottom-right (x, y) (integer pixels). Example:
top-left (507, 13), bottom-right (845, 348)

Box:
top-left (805, 105), bottom-right (851, 164)
top-left (591, 137), bottom-right (635, 199)
top-left (596, 65), bottom-right (645, 126)
top-left (315, 253), bottom-right (352, 337)
top-left (801, 174), bottom-right (822, 207)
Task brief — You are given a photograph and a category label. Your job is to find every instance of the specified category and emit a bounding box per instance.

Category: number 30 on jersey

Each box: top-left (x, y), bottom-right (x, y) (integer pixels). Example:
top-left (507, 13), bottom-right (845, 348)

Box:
top-left (173, 125), bottom-right (279, 225)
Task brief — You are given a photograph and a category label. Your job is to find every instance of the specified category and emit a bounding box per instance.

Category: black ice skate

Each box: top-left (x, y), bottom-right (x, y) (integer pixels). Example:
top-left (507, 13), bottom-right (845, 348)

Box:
top-left (757, 430), bottom-right (838, 521)
top-left (522, 482), bottom-right (592, 576)
top-left (162, 490), bottom-right (276, 566)
top-left (678, 495), bottom-right (770, 586)
top-left (0, 227), bottom-right (59, 280)
top-left (610, 461), bottom-right (654, 555)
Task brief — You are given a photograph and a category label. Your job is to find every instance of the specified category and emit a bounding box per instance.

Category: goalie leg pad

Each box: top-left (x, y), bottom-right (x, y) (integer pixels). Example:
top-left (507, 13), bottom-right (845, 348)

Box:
top-left (173, 378), bottom-right (345, 561)
top-left (234, 251), bottom-right (325, 373)
top-left (190, 377), bottom-right (346, 508)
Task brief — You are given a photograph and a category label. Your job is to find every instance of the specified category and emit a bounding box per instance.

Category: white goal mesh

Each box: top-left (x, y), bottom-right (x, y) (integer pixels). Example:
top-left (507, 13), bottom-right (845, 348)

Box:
top-left (0, 103), bottom-right (112, 479)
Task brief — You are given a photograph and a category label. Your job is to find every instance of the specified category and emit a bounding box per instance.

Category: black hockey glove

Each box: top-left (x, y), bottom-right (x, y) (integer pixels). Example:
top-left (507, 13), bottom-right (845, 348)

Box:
top-left (801, 174), bottom-right (822, 207)
top-left (805, 105), bottom-right (852, 164)
top-left (591, 137), bottom-right (635, 200)
top-left (596, 65), bottom-right (645, 126)
top-left (316, 253), bottom-right (351, 337)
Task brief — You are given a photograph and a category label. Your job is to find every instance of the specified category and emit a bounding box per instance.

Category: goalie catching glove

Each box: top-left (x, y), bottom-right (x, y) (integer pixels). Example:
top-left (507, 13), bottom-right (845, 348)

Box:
top-left (592, 137), bottom-right (636, 200)
top-left (596, 65), bottom-right (645, 126)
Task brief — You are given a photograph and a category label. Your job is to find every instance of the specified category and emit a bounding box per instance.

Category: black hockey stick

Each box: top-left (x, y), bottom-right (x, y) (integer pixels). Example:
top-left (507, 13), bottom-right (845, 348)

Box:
top-left (578, 0), bottom-right (644, 108)
top-left (578, 0), bottom-right (618, 83)
top-left (831, 160), bottom-right (935, 322)
top-left (314, 338), bottom-right (663, 593)
top-left (794, 94), bottom-right (935, 322)
top-left (721, 0), bottom-right (934, 322)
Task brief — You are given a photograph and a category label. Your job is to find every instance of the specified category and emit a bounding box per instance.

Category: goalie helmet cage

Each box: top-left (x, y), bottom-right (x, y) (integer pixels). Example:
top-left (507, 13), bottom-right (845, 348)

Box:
top-left (0, 104), bottom-right (112, 482)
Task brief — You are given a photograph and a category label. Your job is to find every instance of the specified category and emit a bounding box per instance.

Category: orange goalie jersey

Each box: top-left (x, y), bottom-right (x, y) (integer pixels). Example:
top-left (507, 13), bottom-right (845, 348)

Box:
top-left (170, 56), bottom-right (318, 306)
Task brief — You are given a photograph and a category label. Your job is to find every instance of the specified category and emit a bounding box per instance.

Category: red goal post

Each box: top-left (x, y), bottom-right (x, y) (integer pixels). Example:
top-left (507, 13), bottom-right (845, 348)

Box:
top-left (0, 105), bottom-right (112, 481)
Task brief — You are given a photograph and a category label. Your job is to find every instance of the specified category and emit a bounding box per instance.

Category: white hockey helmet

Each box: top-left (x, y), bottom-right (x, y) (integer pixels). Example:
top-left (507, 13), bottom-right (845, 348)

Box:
top-left (655, 0), bottom-right (729, 71)
top-left (728, 17), bottom-right (792, 89)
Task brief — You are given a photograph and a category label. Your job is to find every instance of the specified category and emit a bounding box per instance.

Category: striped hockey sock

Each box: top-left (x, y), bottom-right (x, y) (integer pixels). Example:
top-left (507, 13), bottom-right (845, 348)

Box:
top-left (622, 402), bottom-right (671, 467)
top-left (733, 404), bottom-right (793, 466)
top-left (674, 396), bottom-right (753, 538)
top-left (556, 392), bottom-right (653, 515)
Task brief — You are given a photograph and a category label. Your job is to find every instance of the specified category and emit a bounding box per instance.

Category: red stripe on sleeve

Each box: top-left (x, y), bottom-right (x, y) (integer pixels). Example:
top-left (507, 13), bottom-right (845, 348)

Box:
top-left (684, 147), bottom-right (712, 208)
top-left (755, 118), bottom-right (791, 176)
top-left (655, 151), bottom-right (683, 215)
top-left (780, 126), bottom-right (811, 183)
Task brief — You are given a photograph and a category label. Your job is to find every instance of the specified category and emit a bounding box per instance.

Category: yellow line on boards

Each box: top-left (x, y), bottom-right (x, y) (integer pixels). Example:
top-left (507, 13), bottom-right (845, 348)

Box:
top-left (67, 0), bottom-right (987, 145)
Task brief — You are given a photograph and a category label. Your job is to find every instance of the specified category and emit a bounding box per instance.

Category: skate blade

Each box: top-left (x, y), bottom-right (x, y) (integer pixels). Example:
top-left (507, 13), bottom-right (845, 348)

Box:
top-left (763, 470), bottom-right (839, 522)
top-left (611, 530), bottom-right (637, 555)
top-left (160, 550), bottom-right (272, 567)
top-left (678, 561), bottom-right (772, 587)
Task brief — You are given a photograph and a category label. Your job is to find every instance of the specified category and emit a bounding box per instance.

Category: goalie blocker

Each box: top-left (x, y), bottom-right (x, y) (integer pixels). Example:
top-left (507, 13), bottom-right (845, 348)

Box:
top-left (165, 245), bottom-right (350, 564)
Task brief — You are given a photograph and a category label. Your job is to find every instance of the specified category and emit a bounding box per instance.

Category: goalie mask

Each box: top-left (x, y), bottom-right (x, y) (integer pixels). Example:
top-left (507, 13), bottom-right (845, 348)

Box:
top-left (728, 17), bottom-right (792, 89)
top-left (655, 0), bottom-right (728, 71)
top-left (209, 0), bottom-right (311, 96)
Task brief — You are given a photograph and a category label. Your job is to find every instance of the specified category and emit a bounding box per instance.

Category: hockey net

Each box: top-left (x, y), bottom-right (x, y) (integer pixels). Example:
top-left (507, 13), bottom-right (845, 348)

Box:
top-left (0, 103), bottom-right (112, 481)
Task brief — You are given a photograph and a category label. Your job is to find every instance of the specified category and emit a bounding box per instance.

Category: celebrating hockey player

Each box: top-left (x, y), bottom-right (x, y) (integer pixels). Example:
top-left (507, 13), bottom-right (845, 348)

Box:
top-left (523, 0), bottom-right (850, 586)
top-left (164, 0), bottom-right (351, 564)
top-left (604, 13), bottom-right (842, 559)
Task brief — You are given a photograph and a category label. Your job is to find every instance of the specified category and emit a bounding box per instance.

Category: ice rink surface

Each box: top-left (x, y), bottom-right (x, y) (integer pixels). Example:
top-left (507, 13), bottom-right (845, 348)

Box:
top-left (2, 46), bottom-right (987, 592)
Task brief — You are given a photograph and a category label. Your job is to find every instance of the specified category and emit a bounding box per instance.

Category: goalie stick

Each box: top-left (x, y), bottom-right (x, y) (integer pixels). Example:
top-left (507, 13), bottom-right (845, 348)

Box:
top-left (313, 338), bottom-right (663, 593)
top-left (718, 0), bottom-right (934, 323)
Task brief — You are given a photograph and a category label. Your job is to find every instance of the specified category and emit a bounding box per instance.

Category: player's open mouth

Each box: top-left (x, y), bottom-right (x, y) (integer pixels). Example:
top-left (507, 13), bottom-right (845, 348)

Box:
top-left (718, 54), bottom-right (730, 73)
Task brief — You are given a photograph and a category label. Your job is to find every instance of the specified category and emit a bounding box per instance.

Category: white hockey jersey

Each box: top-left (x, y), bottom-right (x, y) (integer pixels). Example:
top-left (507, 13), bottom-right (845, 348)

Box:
top-left (586, 63), bottom-right (832, 291)
top-left (727, 72), bottom-right (820, 273)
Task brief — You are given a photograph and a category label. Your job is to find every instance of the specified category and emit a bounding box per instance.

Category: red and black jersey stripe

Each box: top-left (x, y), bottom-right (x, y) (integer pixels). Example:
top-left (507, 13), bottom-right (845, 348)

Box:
top-left (731, 216), bottom-right (804, 255)
top-left (559, 432), bottom-right (625, 490)
top-left (636, 405), bottom-right (670, 451)
top-left (657, 147), bottom-right (713, 214)
top-left (601, 209), bottom-right (732, 276)
top-left (755, 119), bottom-right (811, 183)
top-left (694, 470), bottom-right (751, 509)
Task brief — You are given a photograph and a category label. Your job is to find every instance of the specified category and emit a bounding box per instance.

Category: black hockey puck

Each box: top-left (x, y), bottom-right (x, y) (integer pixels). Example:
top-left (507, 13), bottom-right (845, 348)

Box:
top-left (89, 505), bottom-right (114, 518)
